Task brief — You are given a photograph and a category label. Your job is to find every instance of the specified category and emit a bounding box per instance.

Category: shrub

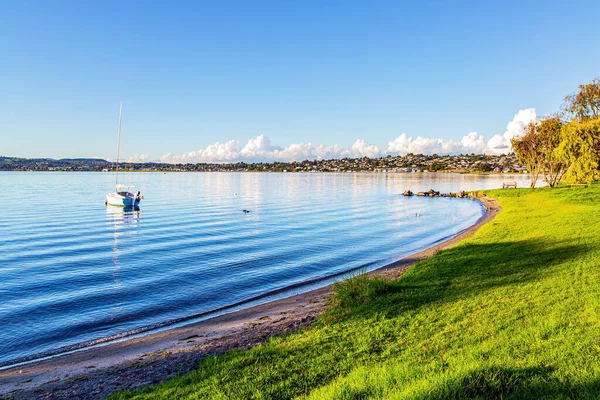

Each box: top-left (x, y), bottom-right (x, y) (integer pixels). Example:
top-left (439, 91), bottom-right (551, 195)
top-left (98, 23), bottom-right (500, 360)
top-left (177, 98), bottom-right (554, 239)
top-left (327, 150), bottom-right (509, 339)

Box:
top-left (331, 271), bottom-right (391, 308)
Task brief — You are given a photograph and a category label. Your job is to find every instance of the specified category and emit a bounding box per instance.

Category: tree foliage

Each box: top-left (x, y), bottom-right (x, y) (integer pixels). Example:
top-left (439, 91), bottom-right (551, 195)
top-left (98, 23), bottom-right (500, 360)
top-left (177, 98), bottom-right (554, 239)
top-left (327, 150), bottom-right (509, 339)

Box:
top-left (513, 78), bottom-right (600, 188)
top-left (563, 78), bottom-right (600, 120)
top-left (558, 117), bottom-right (600, 184)
top-left (557, 77), bottom-right (600, 184)
top-left (511, 124), bottom-right (542, 188)
top-left (537, 116), bottom-right (565, 187)
top-left (511, 117), bottom-right (565, 188)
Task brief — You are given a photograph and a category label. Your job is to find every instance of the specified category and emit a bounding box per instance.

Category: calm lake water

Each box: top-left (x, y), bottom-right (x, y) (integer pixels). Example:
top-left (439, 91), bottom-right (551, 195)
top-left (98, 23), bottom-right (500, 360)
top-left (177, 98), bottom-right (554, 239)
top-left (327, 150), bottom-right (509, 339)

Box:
top-left (0, 172), bottom-right (534, 366)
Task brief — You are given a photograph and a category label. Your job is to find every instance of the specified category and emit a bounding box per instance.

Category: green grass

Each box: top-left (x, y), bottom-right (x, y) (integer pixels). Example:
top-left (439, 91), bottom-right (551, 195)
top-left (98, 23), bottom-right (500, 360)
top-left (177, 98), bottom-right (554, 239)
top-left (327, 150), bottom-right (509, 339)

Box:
top-left (331, 270), bottom-right (391, 308)
top-left (111, 185), bottom-right (600, 399)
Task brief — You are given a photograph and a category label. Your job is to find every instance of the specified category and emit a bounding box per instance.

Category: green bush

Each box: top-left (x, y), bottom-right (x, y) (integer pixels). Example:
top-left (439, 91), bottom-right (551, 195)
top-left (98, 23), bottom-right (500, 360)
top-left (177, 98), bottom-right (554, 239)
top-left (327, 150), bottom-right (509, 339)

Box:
top-left (331, 271), bottom-right (391, 309)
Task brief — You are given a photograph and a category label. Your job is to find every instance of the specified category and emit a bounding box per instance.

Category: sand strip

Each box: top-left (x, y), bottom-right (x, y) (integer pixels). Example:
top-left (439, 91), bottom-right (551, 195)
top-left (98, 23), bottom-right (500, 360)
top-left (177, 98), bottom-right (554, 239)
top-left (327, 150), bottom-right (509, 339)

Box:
top-left (0, 197), bottom-right (500, 400)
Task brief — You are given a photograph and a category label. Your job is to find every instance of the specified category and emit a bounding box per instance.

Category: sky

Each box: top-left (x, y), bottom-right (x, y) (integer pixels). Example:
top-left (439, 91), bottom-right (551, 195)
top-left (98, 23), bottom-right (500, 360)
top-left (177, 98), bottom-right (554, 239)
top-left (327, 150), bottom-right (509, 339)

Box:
top-left (0, 0), bottom-right (599, 163)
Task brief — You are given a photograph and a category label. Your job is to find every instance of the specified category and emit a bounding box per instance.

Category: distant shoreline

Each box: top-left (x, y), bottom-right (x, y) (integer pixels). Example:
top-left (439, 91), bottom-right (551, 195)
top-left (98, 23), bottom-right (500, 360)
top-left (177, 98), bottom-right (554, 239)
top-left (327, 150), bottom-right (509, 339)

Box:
top-left (0, 196), bottom-right (500, 400)
top-left (0, 153), bottom-right (526, 174)
top-left (2, 169), bottom-right (529, 175)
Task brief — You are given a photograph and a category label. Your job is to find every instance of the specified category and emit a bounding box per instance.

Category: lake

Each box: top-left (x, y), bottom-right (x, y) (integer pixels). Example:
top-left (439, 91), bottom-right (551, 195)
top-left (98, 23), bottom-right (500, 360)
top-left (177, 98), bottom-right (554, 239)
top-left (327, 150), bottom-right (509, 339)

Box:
top-left (0, 172), bottom-right (534, 367)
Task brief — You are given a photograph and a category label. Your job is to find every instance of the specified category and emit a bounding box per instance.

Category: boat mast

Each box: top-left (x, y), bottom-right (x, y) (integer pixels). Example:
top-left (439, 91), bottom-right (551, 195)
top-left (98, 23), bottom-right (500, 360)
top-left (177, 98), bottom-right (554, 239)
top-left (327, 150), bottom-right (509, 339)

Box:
top-left (115, 102), bottom-right (123, 190)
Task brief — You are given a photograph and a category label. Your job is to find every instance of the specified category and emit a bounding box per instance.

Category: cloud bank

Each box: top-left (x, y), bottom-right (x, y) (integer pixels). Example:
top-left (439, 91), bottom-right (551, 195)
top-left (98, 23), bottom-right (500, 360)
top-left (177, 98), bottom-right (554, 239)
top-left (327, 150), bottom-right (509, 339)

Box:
top-left (156, 108), bottom-right (537, 164)
top-left (159, 136), bottom-right (383, 164)
top-left (386, 108), bottom-right (537, 157)
top-left (127, 153), bottom-right (149, 163)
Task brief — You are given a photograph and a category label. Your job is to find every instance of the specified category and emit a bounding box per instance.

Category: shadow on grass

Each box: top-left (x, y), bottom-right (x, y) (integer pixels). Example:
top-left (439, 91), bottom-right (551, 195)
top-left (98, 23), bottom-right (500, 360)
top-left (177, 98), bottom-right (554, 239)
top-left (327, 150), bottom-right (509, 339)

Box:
top-left (331, 239), bottom-right (590, 318)
top-left (429, 365), bottom-right (600, 399)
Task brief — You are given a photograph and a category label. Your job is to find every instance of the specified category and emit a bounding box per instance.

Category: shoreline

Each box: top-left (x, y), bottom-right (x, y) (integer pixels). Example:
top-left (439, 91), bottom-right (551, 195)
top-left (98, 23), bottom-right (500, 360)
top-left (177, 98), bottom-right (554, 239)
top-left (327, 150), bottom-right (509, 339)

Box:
top-left (0, 197), bottom-right (501, 400)
top-left (3, 170), bottom-right (527, 175)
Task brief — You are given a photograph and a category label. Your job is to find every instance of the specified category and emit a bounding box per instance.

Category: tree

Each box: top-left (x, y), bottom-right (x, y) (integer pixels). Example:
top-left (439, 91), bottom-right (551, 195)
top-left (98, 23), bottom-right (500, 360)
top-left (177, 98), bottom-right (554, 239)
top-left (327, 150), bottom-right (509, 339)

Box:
top-left (558, 117), bottom-right (600, 184)
top-left (563, 78), bottom-right (600, 120)
top-left (556, 78), bottom-right (600, 184)
top-left (511, 122), bottom-right (543, 188)
top-left (537, 116), bottom-right (566, 187)
top-left (511, 117), bottom-right (565, 188)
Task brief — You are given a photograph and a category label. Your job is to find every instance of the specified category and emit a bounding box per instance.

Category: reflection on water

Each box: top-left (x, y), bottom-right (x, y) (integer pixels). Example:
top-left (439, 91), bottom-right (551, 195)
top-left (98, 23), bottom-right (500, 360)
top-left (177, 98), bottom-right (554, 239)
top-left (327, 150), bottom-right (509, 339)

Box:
top-left (0, 172), bottom-right (530, 367)
top-left (106, 205), bottom-right (141, 227)
top-left (106, 205), bottom-right (142, 284)
top-left (106, 205), bottom-right (141, 318)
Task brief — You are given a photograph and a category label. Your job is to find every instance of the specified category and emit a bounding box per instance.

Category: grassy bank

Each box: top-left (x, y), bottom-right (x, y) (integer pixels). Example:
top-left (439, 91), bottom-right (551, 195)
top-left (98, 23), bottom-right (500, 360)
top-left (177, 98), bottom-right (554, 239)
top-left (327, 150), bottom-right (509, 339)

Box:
top-left (112, 185), bottom-right (600, 399)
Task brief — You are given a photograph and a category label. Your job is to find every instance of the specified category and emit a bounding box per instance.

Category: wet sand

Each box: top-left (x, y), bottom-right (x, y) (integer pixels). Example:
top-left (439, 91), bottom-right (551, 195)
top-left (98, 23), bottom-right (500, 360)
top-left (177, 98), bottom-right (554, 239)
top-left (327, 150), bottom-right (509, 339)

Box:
top-left (0, 197), bottom-right (500, 400)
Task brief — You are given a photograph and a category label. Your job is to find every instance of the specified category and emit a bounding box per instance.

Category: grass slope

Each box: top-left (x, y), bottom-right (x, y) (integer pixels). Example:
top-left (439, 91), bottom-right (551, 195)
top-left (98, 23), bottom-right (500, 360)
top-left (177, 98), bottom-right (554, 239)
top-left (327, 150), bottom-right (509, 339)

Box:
top-left (111, 185), bottom-right (600, 399)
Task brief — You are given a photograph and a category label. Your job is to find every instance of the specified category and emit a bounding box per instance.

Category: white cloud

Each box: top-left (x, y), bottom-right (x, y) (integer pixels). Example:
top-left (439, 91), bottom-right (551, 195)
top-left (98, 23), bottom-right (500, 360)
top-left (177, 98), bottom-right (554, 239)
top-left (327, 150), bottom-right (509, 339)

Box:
top-left (387, 134), bottom-right (462, 156)
top-left (156, 108), bottom-right (537, 163)
top-left (159, 134), bottom-right (381, 163)
top-left (240, 135), bottom-right (281, 157)
top-left (160, 139), bottom-right (240, 163)
top-left (127, 153), bottom-right (149, 163)
top-left (386, 108), bottom-right (537, 156)
top-left (486, 108), bottom-right (537, 154)
top-left (349, 139), bottom-right (382, 158)
top-left (460, 132), bottom-right (488, 154)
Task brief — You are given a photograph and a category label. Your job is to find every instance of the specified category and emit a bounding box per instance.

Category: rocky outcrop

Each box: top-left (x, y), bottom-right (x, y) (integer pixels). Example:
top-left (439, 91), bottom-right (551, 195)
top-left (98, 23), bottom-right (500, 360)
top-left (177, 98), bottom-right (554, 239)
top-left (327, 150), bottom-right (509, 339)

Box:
top-left (403, 189), bottom-right (472, 199)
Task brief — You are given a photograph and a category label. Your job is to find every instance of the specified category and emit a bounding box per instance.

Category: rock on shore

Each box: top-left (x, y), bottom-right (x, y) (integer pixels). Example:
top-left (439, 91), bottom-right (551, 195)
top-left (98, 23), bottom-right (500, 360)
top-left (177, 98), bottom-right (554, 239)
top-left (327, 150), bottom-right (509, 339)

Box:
top-left (403, 189), bottom-right (470, 198)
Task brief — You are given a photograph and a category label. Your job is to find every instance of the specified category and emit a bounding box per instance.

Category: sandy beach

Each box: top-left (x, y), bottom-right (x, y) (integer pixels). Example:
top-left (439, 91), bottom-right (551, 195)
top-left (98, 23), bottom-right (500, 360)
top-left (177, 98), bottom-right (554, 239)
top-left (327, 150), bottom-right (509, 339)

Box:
top-left (0, 197), bottom-right (500, 400)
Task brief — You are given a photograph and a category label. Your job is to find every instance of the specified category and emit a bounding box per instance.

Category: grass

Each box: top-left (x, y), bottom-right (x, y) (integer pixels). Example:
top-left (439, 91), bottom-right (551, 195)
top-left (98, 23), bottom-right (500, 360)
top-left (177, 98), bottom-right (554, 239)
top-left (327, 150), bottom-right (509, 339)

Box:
top-left (331, 270), bottom-right (391, 308)
top-left (111, 184), bottom-right (600, 399)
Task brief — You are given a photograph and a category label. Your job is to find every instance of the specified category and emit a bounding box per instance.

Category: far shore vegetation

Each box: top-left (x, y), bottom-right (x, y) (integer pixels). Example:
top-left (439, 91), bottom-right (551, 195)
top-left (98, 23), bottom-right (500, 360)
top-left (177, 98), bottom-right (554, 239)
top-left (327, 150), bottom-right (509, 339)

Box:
top-left (1, 153), bottom-right (524, 174)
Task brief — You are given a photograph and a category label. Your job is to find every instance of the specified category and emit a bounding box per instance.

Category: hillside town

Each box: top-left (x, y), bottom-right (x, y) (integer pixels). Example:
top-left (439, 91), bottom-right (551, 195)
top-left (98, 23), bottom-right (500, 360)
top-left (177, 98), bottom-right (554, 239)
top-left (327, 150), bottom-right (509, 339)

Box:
top-left (0, 153), bottom-right (526, 173)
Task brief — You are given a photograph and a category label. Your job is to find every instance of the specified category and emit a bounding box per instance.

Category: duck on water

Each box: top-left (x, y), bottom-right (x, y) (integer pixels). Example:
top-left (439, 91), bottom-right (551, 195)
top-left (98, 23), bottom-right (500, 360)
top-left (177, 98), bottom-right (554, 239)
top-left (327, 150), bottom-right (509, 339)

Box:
top-left (105, 102), bottom-right (143, 207)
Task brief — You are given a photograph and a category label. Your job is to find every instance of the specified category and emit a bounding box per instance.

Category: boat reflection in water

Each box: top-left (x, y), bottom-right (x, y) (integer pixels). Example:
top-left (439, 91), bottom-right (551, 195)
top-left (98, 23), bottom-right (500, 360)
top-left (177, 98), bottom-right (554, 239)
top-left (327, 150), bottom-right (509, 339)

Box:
top-left (106, 205), bottom-right (141, 320)
top-left (106, 205), bottom-right (141, 226)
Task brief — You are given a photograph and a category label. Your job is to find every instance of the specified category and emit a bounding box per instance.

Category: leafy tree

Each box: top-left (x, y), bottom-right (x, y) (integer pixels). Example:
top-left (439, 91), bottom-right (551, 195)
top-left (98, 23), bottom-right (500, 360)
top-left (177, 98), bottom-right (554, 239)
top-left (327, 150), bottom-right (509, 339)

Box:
top-left (558, 117), bottom-right (600, 184)
top-left (563, 77), bottom-right (600, 120)
top-left (513, 117), bottom-right (567, 188)
top-left (556, 78), bottom-right (600, 184)
top-left (537, 116), bottom-right (566, 187)
top-left (511, 122), bottom-right (543, 188)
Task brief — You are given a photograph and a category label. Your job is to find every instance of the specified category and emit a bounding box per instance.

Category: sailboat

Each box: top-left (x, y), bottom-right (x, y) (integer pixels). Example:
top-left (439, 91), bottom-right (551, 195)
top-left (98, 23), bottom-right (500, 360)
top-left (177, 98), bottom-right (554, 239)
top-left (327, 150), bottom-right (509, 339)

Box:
top-left (105, 102), bottom-right (142, 207)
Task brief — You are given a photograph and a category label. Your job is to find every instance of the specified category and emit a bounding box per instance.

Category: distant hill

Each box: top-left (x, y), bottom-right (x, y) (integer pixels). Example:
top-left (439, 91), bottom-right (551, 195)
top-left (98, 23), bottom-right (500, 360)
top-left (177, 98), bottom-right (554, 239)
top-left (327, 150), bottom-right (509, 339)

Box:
top-left (1, 157), bottom-right (108, 163)
top-left (1, 156), bottom-right (112, 171)
top-left (57, 158), bottom-right (111, 164)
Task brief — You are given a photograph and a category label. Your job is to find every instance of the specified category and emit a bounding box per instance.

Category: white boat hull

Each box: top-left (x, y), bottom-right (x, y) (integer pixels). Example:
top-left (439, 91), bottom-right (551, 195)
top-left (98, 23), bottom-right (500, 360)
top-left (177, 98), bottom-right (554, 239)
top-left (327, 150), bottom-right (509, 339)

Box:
top-left (106, 192), bottom-right (140, 207)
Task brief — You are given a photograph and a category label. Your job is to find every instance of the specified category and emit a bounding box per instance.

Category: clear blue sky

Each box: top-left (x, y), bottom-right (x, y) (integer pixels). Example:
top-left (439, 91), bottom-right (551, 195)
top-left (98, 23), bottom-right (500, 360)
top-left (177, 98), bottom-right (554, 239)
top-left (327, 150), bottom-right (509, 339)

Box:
top-left (1, 0), bottom-right (599, 161)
